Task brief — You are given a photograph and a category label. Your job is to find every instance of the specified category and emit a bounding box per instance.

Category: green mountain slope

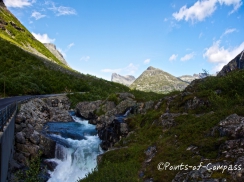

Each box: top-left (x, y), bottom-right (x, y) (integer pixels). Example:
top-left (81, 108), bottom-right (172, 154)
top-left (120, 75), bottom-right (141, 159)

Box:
top-left (130, 66), bottom-right (189, 94)
top-left (0, 2), bottom-right (67, 68)
top-left (0, 1), bottom-right (130, 99)
top-left (0, 37), bottom-right (130, 97)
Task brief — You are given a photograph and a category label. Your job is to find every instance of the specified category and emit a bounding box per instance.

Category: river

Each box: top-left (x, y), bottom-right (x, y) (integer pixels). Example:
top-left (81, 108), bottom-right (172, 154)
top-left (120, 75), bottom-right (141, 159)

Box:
top-left (43, 112), bottom-right (103, 182)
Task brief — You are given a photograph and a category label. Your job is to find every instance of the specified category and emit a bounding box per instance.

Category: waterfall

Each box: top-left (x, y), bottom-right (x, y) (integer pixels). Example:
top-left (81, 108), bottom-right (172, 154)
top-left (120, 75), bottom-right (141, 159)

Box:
top-left (123, 107), bottom-right (132, 117)
top-left (45, 115), bottom-right (103, 182)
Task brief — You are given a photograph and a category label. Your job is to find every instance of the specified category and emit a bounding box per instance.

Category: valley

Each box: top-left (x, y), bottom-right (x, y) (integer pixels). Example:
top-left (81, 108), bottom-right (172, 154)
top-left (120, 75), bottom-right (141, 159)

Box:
top-left (1, 0), bottom-right (244, 182)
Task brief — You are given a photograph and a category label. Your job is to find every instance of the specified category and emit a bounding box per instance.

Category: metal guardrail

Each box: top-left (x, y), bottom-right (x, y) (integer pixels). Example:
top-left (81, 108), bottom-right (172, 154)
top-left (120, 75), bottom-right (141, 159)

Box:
top-left (0, 96), bottom-right (37, 132)
top-left (0, 102), bottom-right (17, 132)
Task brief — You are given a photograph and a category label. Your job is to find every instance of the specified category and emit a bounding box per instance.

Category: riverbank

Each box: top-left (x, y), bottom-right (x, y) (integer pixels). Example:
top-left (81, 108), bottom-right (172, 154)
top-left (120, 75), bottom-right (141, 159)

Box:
top-left (8, 95), bottom-right (73, 181)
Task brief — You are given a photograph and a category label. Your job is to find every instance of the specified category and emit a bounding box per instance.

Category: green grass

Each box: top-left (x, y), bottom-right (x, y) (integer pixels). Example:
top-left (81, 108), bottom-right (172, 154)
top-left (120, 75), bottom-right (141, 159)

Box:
top-left (0, 37), bottom-right (129, 97)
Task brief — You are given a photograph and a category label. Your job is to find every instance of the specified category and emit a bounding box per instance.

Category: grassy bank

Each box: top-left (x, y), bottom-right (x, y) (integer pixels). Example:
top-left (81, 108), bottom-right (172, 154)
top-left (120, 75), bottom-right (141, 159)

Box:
top-left (79, 70), bottom-right (244, 182)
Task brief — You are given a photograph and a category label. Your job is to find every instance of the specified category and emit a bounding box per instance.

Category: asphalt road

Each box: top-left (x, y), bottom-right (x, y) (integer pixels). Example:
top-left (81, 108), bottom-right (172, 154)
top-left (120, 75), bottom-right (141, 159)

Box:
top-left (0, 95), bottom-right (35, 111)
top-left (0, 94), bottom-right (69, 111)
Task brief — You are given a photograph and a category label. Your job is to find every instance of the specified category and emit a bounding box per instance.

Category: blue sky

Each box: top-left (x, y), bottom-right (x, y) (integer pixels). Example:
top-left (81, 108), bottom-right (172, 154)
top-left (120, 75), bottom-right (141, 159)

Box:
top-left (4, 0), bottom-right (244, 80)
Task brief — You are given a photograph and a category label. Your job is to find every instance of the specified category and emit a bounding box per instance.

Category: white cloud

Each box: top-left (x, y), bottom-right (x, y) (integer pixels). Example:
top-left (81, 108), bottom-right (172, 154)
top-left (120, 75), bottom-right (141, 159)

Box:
top-left (4, 0), bottom-right (36, 8)
top-left (203, 40), bottom-right (244, 71)
top-left (46, 1), bottom-right (76, 16)
top-left (173, 0), bottom-right (217, 22)
top-left (101, 63), bottom-right (139, 75)
top-left (80, 56), bottom-right (90, 62)
top-left (219, 0), bottom-right (242, 14)
top-left (31, 32), bottom-right (55, 43)
top-left (68, 43), bottom-right (74, 49)
top-left (221, 28), bottom-right (237, 37)
top-left (144, 59), bottom-right (150, 64)
top-left (180, 52), bottom-right (195, 61)
top-left (169, 54), bottom-right (178, 61)
top-left (173, 0), bottom-right (242, 22)
top-left (31, 11), bottom-right (46, 20)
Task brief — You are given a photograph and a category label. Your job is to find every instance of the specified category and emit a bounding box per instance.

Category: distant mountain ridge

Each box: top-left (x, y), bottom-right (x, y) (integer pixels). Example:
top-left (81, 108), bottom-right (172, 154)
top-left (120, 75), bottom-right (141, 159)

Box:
top-left (130, 66), bottom-right (189, 94)
top-left (177, 74), bottom-right (201, 83)
top-left (111, 73), bottom-right (136, 86)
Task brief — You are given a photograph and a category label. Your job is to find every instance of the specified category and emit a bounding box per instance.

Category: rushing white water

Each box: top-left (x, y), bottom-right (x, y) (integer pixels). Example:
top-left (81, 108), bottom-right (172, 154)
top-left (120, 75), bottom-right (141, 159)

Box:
top-left (46, 115), bottom-right (103, 182)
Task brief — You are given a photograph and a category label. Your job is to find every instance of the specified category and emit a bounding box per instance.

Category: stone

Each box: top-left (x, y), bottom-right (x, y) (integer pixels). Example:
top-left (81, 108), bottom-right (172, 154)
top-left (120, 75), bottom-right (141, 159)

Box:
top-left (16, 144), bottom-right (39, 156)
top-left (27, 123), bottom-right (34, 129)
top-left (218, 114), bottom-right (244, 138)
top-left (15, 113), bottom-right (26, 124)
top-left (76, 100), bottom-right (102, 119)
top-left (100, 101), bottom-right (116, 113)
top-left (120, 123), bottom-right (128, 135)
top-left (43, 160), bottom-right (58, 171)
top-left (185, 96), bottom-right (209, 110)
top-left (15, 124), bottom-right (22, 132)
top-left (13, 153), bottom-right (26, 164)
top-left (15, 132), bottom-right (25, 144)
top-left (29, 130), bottom-right (40, 144)
top-left (39, 135), bottom-right (56, 158)
top-left (118, 92), bottom-right (135, 100)
top-left (97, 154), bottom-right (103, 165)
top-left (22, 127), bottom-right (34, 139)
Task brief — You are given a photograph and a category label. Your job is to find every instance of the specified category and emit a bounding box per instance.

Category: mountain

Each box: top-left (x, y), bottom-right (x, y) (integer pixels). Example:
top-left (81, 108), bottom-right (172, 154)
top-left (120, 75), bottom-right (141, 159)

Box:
top-left (0, 2), bottom-right (67, 67)
top-left (177, 74), bottom-right (201, 83)
top-left (130, 66), bottom-right (189, 94)
top-left (44, 43), bottom-right (68, 66)
top-left (217, 50), bottom-right (244, 76)
top-left (111, 73), bottom-right (136, 86)
top-left (0, 1), bottom-right (129, 98)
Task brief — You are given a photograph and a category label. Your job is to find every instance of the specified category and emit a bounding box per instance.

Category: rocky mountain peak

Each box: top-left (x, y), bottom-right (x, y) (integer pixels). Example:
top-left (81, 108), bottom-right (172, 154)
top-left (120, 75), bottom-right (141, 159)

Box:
top-left (0, 0), bottom-right (6, 8)
top-left (147, 66), bottom-right (157, 70)
top-left (111, 73), bottom-right (136, 86)
top-left (45, 43), bottom-right (56, 50)
top-left (218, 50), bottom-right (244, 76)
top-left (130, 66), bottom-right (188, 94)
top-left (44, 43), bottom-right (68, 66)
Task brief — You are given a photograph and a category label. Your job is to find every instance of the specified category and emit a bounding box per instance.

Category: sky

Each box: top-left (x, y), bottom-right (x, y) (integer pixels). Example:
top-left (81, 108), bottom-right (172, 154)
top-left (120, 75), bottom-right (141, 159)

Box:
top-left (3, 0), bottom-right (244, 80)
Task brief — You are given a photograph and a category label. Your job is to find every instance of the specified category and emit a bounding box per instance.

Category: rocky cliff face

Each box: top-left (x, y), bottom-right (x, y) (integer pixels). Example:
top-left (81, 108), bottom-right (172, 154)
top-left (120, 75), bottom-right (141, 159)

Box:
top-left (75, 92), bottom-right (155, 150)
top-left (217, 51), bottom-right (244, 76)
top-left (10, 96), bottom-right (72, 181)
top-left (44, 43), bottom-right (69, 66)
top-left (0, 0), bottom-right (5, 8)
top-left (111, 73), bottom-right (136, 86)
top-left (130, 66), bottom-right (189, 94)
